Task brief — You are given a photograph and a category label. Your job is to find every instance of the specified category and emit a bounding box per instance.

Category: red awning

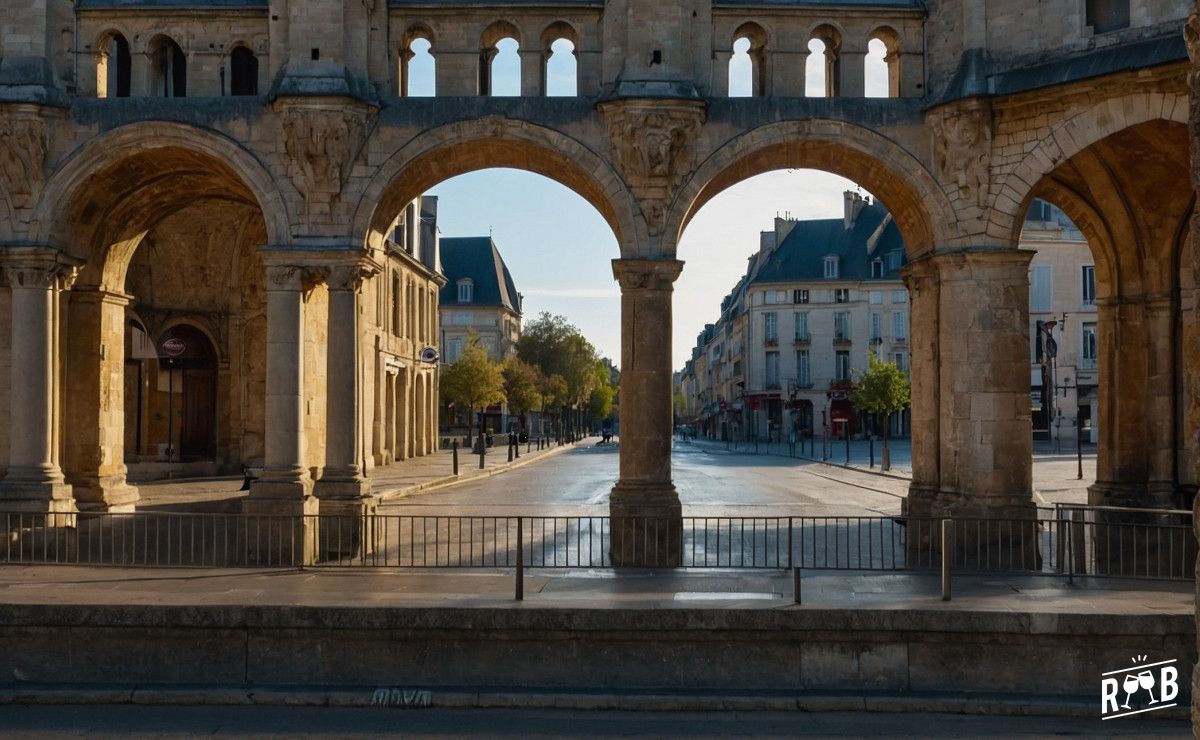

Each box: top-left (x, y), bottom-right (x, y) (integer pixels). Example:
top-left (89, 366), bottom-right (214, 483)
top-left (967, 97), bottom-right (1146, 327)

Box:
top-left (830, 399), bottom-right (854, 422)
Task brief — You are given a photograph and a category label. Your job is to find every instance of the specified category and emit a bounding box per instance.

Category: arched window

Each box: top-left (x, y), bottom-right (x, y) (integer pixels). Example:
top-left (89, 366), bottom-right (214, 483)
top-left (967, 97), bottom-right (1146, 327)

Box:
top-left (391, 271), bottom-right (401, 336)
top-left (480, 22), bottom-right (522, 96)
top-left (400, 27), bottom-right (436, 97)
top-left (150, 36), bottom-right (186, 97)
top-left (97, 31), bottom-right (131, 98)
top-left (807, 26), bottom-right (841, 98)
top-left (729, 23), bottom-right (767, 97)
top-left (545, 38), bottom-right (577, 96)
top-left (866, 28), bottom-right (901, 98)
top-left (229, 46), bottom-right (258, 96)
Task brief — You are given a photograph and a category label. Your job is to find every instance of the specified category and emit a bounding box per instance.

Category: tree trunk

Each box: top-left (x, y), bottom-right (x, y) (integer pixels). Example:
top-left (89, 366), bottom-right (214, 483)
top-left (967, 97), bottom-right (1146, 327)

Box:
top-left (882, 412), bottom-right (891, 471)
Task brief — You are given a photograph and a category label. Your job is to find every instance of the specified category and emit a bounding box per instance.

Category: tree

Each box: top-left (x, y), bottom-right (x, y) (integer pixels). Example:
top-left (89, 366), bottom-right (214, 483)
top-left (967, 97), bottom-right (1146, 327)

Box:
top-left (539, 373), bottom-right (568, 438)
top-left (518, 313), bottom-right (602, 438)
top-left (588, 384), bottom-right (614, 423)
top-left (440, 335), bottom-right (505, 445)
top-left (849, 352), bottom-right (911, 471)
top-left (502, 357), bottom-right (543, 434)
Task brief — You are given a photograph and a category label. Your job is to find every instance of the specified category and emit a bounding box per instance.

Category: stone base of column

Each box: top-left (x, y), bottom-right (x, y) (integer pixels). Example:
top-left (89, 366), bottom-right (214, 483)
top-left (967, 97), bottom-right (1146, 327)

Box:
top-left (609, 482), bottom-right (682, 568)
top-left (0, 465), bottom-right (78, 526)
top-left (1086, 481), bottom-right (1194, 578)
top-left (904, 484), bottom-right (1041, 572)
top-left (317, 494), bottom-right (380, 560)
top-left (243, 474), bottom-right (317, 566)
top-left (73, 476), bottom-right (139, 514)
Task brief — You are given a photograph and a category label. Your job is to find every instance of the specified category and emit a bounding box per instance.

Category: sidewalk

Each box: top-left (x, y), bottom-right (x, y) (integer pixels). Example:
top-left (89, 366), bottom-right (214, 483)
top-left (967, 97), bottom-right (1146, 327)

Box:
top-left (133, 436), bottom-right (593, 511)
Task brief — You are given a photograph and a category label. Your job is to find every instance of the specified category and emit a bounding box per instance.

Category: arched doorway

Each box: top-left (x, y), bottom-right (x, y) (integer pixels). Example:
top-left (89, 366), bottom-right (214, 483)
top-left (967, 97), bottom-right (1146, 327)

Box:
top-left (157, 325), bottom-right (217, 461)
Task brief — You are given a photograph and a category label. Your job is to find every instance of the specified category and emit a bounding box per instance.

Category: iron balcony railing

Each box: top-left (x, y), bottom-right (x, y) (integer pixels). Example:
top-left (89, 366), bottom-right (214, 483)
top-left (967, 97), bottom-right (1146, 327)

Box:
top-left (0, 508), bottom-right (1192, 581)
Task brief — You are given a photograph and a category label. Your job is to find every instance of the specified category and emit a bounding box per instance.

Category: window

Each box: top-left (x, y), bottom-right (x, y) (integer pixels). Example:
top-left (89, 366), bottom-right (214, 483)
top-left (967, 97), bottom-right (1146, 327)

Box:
top-left (870, 312), bottom-right (882, 341)
top-left (457, 280), bottom-right (473, 303)
top-left (834, 312), bottom-right (850, 341)
top-left (835, 351), bottom-right (851, 381)
top-left (453, 311), bottom-right (471, 326)
top-left (764, 290), bottom-right (777, 305)
top-left (835, 289), bottom-right (850, 303)
top-left (97, 33), bottom-right (131, 98)
top-left (892, 310), bottom-right (907, 341)
top-left (796, 350), bottom-right (811, 386)
top-left (765, 351), bottom-right (780, 387)
top-left (1086, 0), bottom-right (1130, 34)
top-left (891, 289), bottom-right (907, 304)
top-left (823, 256), bottom-right (839, 279)
top-left (230, 46), bottom-right (258, 95)
top-left (793, 289), bottom-right (809, 304)
top-left (794, 312), bottom-right (809, 342)
top-left (871, 259), bottom-right (883, 279)
top-left (1082, 322), bottom-right (1098, 368)
top-left (545, 37), bottom-right (577, 96)
top-left (447, 337), bottom-right (463, 363)
top-left (390, 271), bottom-right (401, 335)
top-left (1030, 265), bottom-right (1052, 313)
top-left (887, 250), bottom-right (903, 271)
top-left (1082, 265), bottom-right (1096, 306)
top-left (401, 34), bottom-right (436, 97)
top-left (151, 36), bottom-right (187, 97)
top-left (869, 291), bottom-right (883, 305)
top-left (763, 312), bottom-right (778, 343)
top-left (480, 23), bottom-right (521, 96)
top-left (893, 352), bottom-right (908, 373)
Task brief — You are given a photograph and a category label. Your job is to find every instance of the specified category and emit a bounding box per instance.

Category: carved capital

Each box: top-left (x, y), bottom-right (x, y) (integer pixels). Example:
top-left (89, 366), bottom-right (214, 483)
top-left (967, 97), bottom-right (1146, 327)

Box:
top-left (328, 262), bottom-right (378, 292)
top-left (281, 106), bottom-right (370, 207)
top-left (0, 114), bottom-right (48, 210)
top-left (611, 258), bottom-right (684, 292)
top-left (929, 99), bottom-right (993, 209)
top-left (265, 264), bottom-right (328, 295)
top-left (899, 256), bottom-right (938, 298)
top-left (0, 247), bottom-right (82, 291)
top-left (599, 100), bottom-right (705, 237)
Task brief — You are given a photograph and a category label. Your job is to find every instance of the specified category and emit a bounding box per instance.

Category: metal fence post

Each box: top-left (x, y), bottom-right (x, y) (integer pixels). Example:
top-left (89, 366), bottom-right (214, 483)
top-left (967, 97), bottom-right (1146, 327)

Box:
top-left (940, 518), bottom-right (952, 601)
top-left (515, 517), bottom-right (524, 601)
top-left (452, 440), bottom-right (459, 476)
top-left (787, 516), bottom-right (793, 570)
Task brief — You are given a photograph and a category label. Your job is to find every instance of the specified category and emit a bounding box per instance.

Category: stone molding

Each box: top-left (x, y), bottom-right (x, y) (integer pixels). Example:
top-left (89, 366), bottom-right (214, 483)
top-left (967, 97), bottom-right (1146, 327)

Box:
top-left (610, 258), bottom-right (684, 292)
top-left (279, 104), bottom-right (372, 210)
top-left (928, 98), bottom-right (993, 209)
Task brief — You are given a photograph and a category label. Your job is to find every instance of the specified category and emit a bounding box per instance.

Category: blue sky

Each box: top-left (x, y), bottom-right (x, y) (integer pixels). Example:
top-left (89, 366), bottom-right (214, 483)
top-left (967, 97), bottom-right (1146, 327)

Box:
top-left (423, 38), bottom-right (889, 369)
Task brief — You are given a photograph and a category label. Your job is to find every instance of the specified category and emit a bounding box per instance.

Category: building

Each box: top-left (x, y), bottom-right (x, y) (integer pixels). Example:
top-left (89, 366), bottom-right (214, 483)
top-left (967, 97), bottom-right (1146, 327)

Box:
top-left (685, 192), bottom-right (910, 444)
top-left (1023, 199), bottom-right (1099, 447)
top-left (439, 237), bottom-right (523, 435)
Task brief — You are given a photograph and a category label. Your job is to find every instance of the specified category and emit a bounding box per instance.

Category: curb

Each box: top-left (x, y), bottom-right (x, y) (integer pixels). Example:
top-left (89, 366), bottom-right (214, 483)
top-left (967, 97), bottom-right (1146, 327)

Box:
top-left (684, 441), bottom-right (912, 483)
top-left (0, 685), bottom-right (1180, 719)
top-left (376, 440), bottom-right (584, 502)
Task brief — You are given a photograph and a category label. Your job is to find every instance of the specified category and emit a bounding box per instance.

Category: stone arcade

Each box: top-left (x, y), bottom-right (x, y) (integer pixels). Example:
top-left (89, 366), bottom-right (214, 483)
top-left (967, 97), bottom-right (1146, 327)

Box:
top-left (0, 0), bottom-right (1198, 709)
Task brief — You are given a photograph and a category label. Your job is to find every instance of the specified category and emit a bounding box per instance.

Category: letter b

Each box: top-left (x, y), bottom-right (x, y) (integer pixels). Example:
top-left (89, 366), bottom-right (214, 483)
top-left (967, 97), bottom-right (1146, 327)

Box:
top-left (1160, 666), bottom-right (1179, 703)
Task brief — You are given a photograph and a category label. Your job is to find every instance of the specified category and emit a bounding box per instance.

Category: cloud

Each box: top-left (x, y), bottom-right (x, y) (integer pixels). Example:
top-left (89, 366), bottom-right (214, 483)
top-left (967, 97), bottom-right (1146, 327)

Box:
top-left (523, 287), bottom-right (620, 299)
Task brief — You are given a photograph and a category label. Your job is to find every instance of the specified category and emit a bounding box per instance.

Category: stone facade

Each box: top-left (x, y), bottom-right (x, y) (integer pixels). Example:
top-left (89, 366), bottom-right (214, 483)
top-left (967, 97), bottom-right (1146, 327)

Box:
top-left (0, 1), bottom-right (1190, 578)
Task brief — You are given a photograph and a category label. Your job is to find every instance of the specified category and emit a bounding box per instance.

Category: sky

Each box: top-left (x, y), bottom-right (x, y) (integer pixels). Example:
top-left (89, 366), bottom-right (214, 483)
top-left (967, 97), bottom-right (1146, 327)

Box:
top-left (422, 35), bottom-right (892, 370)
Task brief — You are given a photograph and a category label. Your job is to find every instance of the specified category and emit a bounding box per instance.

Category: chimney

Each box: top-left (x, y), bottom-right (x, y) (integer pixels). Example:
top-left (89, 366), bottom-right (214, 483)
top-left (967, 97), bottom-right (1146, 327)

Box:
top-left (843, 190), bottom-right (867, 230)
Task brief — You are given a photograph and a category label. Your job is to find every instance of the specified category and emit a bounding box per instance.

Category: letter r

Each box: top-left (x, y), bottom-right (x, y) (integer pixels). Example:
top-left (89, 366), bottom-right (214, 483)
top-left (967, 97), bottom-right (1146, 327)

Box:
top-left (1101, 678), bottom-right (1120, 714)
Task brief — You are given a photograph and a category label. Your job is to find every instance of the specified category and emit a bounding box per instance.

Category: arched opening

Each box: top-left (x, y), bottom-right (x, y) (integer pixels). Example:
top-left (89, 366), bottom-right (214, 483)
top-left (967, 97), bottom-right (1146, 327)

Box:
top-left (728, 24), bottom-right (767, 97)
top-left (807, 26), bottom-right (841, 98)
top-left (480, 22), bottom-right (522, 96)
top-left (96, 31), bottom-right (131, 98)
top-left (229, 45), bottom-right (258, 96)
top-left (866, 27), bottom-right (901, 98)
top-left (400, 27), bottom-right (436, 97)
top-left (155, 324), bottom-right (218, 461)
top-left (149, 35), bottom-right (187, 97)
top-left (545, 38), bottom-right (577, 96)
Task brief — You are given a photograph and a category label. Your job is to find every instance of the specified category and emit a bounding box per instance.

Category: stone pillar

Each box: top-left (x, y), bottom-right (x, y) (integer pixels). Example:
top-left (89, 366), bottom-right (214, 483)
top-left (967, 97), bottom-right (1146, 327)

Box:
top-left (900, 256), bottom-right (940, 512)
top-left (243, 262), bottom-right (321, 564)
top-left (1186, 3), bottom-right (1200, 729)
top-left (0, 251), bottom-right (78, 517)
top-left (838, 47), bottom-right (867, 98)
top-left (63, 288), bottom-right (139, 512)
top-left (519, 49), bottom-right (541, 96)
top-left (315, 262), bottom-right (379, 555)
top-left (610, 258), bottom-right (683, 567)
top-left (907, 248), bottom-right (1037, 569)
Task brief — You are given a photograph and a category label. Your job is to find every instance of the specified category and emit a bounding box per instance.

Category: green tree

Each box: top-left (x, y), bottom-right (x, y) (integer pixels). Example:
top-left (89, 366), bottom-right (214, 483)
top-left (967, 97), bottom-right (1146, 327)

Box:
top-left (539, 373), bottom-right (569, 438)
top-left (502, 357), bottom-right (543, 433)
top-left (849, 352), bottom-right (912, 471)
top-left (440, 335), bottom-right (505, 445)
top-left (518, 313), bottom-right (602, 438)
top-left (587, 384), bottom-right (614, 423)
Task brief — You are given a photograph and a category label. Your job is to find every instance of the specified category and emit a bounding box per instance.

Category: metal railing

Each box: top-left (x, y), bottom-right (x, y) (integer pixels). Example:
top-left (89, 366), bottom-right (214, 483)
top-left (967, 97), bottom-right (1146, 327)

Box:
top-left (1, 508), bottom-right (1192, 582)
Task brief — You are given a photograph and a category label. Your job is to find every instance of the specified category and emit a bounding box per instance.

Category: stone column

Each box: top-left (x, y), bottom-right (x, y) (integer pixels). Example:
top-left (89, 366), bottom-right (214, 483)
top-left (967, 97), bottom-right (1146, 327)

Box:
top-left (1186, 3), bottom-right (1200, 729)
top-left (0, 252), bottom-right (78, 516)
top-left (837, 47), bottom-right (867, 98)
top-left (244, 262), bottom-right (321, 563)
top-left (900, 255), bottom-right (940, 513)
top-left (63, 288), bottom-right (139, 512)
top-left (610, 258), bottom-right (683, 567)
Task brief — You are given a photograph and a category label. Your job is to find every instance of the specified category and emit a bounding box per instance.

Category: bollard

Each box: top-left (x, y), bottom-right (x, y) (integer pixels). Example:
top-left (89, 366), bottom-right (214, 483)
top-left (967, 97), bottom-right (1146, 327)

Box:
top-left (792, 566), bottom-right (801, 605)
top-left (515, 517), bottom-right (524, 601)
top-left (940, 519), bottom-right (952, 601)
top-left (479, 440), bottom-right (486, 470)
top-left (508, 438), bottom-right (514, 462)
top-left (526, 436), bottom-right (530, 455)
top-left (452, 440), bottom-right (459, 476)
top-left (515, 435), bottom-right (521, 459)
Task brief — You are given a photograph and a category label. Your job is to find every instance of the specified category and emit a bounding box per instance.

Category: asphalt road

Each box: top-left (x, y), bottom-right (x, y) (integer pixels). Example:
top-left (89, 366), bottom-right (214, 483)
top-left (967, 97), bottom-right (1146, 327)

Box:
top-left (0, 705), bottom-right (1186, 738)
top-left (382, 441), bottom-right (908, 517)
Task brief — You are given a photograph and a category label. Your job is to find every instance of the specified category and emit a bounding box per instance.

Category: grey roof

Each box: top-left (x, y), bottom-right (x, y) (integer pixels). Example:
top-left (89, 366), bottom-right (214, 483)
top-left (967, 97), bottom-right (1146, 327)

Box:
top-left (440, 237), bottom-right (522, 313)
top-left (749, 200), bottom-right (906, 285)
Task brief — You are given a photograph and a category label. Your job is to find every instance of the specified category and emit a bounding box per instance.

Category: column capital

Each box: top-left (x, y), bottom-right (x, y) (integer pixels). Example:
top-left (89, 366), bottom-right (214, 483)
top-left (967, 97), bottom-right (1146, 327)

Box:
top-left (0, 245), bottom-right (83, 290)
top-left (611, 258), bottom-right (684, 291)
top-left (261, 248), bottom-right (382, 293)
top-left (927, 246), bottom-right (1034, 280)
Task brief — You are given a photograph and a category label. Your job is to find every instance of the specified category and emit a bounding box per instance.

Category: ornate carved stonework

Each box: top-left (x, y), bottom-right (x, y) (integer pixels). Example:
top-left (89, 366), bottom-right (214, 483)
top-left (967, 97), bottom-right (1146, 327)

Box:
top-left (600, 101), bottom-right (705, 237)
top-left (328, 262), bottom-right (378, 292)
top-left (281, 107), bottom-right (369, 209)
top-left (930, 100), bottom-right (993, 209)
top-left (1, 261), bottom-right (78, 291)
top-left (0, 115), bottom-right (47, 210)
top-left (611, 258), bottom-right (684, 292)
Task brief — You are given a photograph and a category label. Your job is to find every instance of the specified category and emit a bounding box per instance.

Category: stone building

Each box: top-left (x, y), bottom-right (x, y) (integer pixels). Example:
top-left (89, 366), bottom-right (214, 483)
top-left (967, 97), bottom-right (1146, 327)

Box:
top-left (439, 235), bottom-right (523, 435)
top-left (683, 192), bottom-right (910, 444)
top-left (0, 0), bottom-right (1193, 582)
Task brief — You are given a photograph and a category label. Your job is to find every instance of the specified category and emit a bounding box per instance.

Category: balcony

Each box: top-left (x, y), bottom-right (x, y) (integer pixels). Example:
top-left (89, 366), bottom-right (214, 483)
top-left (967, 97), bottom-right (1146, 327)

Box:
top-left (833, 335), bottom-right (852, 347)
top-left (793, 335), bottom-right (811, 346)
top-left (764, 338), bottom-right (779, 347)
top-left (892, 336), bottom-right (908, 346)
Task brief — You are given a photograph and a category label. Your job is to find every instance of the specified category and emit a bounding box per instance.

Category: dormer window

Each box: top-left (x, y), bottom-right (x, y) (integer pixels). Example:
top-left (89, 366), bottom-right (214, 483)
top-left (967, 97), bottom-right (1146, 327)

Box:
top-left (457, 279), bottom-right (474, 303)
top-left (823, 256), bottom-right (839, 279)
top-left (871, 259), bottom-right (883, 279)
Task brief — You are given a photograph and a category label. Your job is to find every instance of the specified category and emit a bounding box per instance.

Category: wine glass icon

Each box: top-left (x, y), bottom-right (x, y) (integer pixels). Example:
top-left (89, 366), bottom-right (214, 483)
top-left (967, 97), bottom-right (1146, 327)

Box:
top-left (1138, 670), bottom-right (1159, 704)
top-left (1121, 673), bottom-right (1140, 709)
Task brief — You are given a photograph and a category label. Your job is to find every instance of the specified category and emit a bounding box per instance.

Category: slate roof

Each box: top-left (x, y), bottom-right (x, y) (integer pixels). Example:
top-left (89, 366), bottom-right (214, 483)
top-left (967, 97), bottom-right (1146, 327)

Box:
top-left (748, 199), bottom-right (906, 285)
top-left (439, 237), bottom-right (522, 313)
